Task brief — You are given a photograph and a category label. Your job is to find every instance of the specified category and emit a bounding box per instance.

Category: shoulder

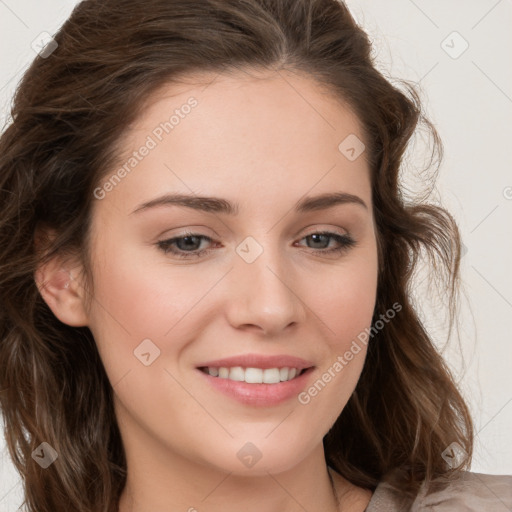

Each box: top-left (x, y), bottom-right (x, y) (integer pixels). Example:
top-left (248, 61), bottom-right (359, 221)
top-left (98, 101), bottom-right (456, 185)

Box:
top-left (365, 471), bottom-right (512, 512)
top-left (418, 472), bottom-right (512, 511)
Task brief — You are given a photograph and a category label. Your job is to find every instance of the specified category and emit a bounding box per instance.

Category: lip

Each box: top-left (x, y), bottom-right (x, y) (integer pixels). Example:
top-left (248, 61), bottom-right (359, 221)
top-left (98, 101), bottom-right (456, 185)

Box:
top-left (195, 353), bottom-right (314, 371)
top-left (197, 367), bottom-right (315, 406)
top-left (195, 353), bottom-right (315, 407)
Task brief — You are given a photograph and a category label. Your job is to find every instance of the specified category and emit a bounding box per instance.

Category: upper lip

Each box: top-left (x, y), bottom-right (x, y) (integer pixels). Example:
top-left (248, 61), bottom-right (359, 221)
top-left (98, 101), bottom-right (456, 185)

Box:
top-left (196, 353), bottom-right (315, 371)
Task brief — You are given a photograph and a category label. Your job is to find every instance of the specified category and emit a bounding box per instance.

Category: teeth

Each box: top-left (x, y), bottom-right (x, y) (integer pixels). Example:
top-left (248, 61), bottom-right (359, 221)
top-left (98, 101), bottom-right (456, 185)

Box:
top-left (262, 368), bottom-right (280, 384)
top-left (245, 367), bottom-right (263, 384)
top-left (229, 366), bottom-right (245, 381)
top-left (204, 366), bottom-right (303, 384)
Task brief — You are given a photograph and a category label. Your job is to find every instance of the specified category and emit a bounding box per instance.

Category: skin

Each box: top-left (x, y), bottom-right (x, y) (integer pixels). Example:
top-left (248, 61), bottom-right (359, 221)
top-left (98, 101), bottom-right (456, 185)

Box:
top-left (37, 68), bottom-right (378, 512)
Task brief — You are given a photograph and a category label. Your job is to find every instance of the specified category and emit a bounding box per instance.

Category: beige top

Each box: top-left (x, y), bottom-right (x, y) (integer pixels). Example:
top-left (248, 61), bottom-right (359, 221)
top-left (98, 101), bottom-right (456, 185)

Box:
top-left (364, 471), bottom-right (512, 511)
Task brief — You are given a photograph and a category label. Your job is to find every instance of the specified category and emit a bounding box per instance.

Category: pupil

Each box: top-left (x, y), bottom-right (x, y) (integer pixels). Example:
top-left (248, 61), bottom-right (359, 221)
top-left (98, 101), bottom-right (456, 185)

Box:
top-left (310, 234), bottom-right (327, 248)
top-left (179, 236), bottom-right (199, 250)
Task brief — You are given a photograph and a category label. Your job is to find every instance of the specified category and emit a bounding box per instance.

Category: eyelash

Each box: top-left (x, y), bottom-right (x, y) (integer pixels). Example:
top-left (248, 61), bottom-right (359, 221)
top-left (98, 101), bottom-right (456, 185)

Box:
top-left (156, 230), bottom-right (356, 259)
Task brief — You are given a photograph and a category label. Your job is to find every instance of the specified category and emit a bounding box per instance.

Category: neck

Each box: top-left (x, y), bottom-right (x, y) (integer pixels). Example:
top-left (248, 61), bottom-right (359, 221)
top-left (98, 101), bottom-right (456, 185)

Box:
top-left (117, 434), bottom-right (347, 512)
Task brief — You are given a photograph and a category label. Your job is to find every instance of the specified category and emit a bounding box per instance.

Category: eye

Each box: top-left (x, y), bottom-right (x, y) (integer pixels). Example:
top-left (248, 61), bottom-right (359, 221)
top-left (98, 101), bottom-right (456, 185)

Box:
top-left (157, 232), bottom-right (214, 259)
top-left (156, 230), bottom-right (356, 259)
top-left (294, 231), bottom-right (356, 255)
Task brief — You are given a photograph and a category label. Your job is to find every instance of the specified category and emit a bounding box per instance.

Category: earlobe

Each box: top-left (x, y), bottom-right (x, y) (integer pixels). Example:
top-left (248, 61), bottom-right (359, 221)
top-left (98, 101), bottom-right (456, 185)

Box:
top-left (35, 259), bottom-right (89, 327)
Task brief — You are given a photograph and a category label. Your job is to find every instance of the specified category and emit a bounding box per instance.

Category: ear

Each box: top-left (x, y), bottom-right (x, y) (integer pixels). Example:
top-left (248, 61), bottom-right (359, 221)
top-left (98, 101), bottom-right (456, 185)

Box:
top-left (34, 231), bottom-right (89, 327)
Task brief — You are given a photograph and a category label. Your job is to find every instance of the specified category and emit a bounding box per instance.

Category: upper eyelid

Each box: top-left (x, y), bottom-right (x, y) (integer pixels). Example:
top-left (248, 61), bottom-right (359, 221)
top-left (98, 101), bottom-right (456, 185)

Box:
top-left (152, 215), bottom-right (360, 241)
top-left (161, 230), bottom-right (348, 244)
top-left (161, 225), bottom-right (349, 239)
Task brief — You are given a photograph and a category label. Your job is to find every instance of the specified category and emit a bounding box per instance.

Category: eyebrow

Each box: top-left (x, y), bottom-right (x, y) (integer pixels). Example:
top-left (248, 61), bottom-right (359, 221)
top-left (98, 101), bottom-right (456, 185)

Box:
top-left (130, 191), bottom-right (368, 216)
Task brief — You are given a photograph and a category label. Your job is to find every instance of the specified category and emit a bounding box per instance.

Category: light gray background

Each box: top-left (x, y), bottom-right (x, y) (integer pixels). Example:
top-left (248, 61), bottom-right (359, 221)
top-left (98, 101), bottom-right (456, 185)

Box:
top-left (1, 0), bottom-right (511, 509)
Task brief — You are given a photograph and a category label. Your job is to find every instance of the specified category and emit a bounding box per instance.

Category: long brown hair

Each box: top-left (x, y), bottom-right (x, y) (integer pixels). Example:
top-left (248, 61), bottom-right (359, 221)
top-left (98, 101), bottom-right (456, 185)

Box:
top-left (0, 0), bottom-right (473, 510)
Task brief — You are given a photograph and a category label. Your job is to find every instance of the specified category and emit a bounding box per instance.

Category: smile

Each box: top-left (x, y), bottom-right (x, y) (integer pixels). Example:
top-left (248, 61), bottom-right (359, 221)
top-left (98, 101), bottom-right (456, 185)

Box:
top-left (199, 366), bottom-right (306, 384)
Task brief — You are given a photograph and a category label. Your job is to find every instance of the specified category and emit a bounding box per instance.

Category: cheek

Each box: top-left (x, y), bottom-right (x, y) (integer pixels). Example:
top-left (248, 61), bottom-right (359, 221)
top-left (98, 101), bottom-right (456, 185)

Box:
top-left (88, 241), bottom-right (205, 339)
top-left (310, 254), bottom-right (378, 351)
top-left (299, 251), bottom-right (377, 411)
top-left (84, 241), bottom-right (185, 379)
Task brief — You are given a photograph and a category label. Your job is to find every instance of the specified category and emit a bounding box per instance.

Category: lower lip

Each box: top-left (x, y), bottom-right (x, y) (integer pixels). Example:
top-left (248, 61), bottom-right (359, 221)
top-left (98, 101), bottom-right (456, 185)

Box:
top-left (196, 368), bottom-right (315, 406)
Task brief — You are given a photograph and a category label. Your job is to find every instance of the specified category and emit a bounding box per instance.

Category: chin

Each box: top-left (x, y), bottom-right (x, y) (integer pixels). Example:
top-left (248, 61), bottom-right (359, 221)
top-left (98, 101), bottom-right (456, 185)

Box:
top-left (198, 436), bottom-right (314, 477)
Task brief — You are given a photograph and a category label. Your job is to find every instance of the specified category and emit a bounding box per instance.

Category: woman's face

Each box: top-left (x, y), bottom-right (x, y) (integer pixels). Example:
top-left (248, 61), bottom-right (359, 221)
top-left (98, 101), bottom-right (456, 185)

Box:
top-left (84, 69), bottom-right (378, 475)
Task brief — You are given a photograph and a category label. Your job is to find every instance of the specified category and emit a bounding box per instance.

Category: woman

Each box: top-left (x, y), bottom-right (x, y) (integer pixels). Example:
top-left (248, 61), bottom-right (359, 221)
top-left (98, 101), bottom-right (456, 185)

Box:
top-left (0, 0), bottom-right (510, 511)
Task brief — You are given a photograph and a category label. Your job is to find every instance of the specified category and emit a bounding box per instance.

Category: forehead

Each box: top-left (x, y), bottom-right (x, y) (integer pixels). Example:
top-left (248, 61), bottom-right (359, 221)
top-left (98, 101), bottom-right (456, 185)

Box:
top-left (97, 68), bottom-right (371, 217)
top-left (131, 67), bottom-right (366, 148)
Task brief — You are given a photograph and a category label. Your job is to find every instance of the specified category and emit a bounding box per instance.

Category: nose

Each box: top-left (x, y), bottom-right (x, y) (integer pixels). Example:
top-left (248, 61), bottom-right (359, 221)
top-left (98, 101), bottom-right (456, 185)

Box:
top-left (224, 243), bottom-right (307, 336)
